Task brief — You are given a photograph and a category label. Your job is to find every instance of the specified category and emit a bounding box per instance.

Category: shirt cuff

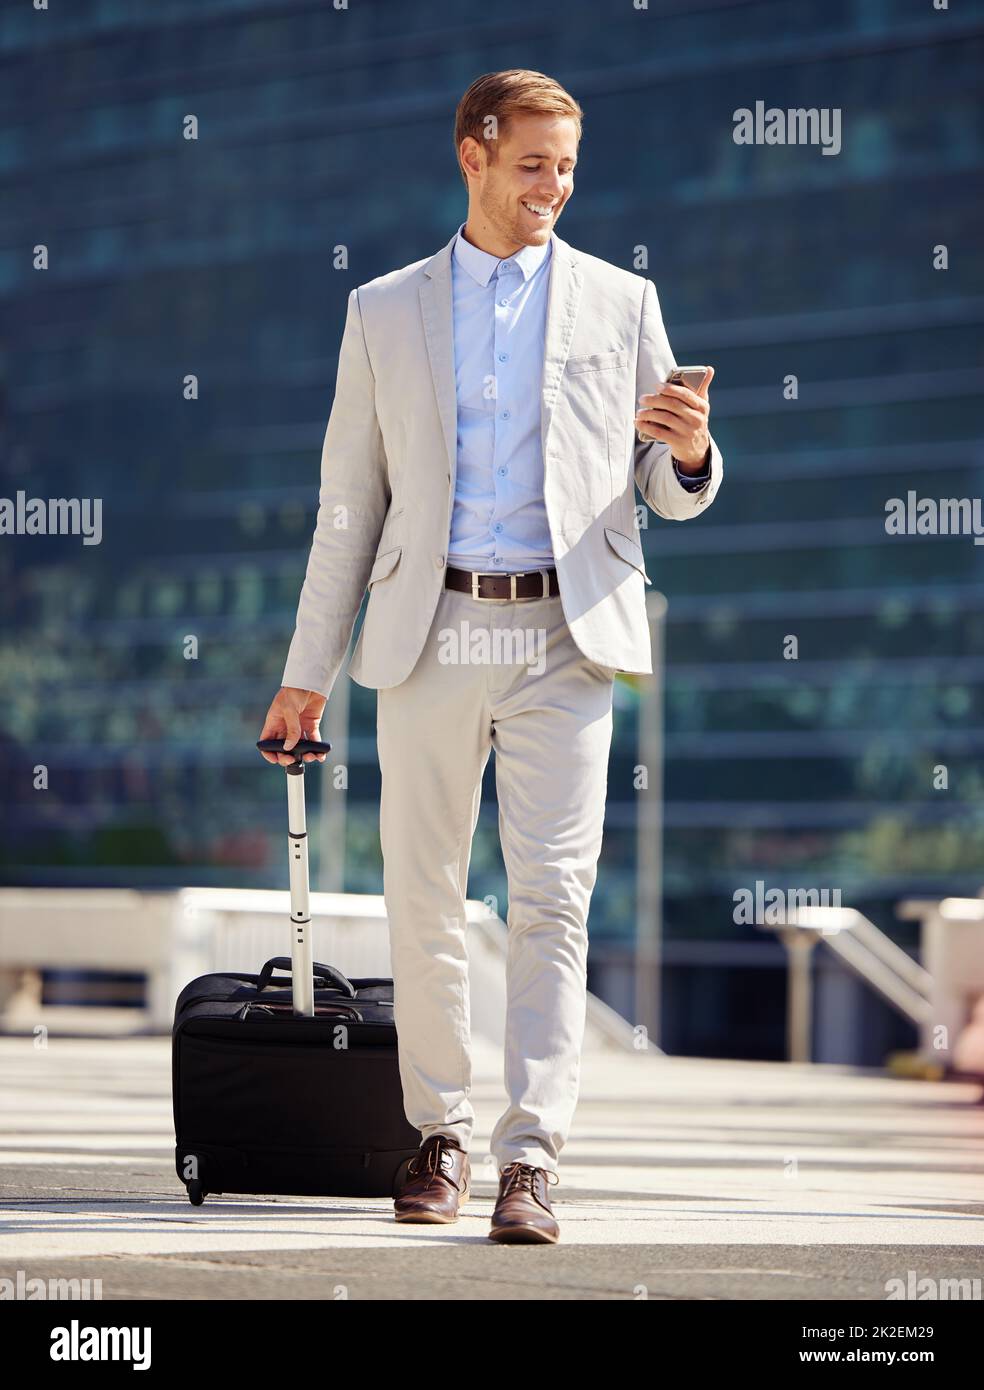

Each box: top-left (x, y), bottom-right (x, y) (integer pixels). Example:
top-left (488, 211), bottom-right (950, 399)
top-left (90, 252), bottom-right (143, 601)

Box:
top-left (672, 448), bottom-right (711, 492)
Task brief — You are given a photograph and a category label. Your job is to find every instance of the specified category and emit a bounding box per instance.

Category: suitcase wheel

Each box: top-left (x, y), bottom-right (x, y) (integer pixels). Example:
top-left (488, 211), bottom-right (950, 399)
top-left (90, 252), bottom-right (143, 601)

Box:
top-left (187, 1180), bottom-right (206, 1206)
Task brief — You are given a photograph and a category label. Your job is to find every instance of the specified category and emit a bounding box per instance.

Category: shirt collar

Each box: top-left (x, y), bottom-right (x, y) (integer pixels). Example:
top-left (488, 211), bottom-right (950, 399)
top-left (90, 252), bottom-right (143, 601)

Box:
top-left (451, 222), bottom-right (552, 287)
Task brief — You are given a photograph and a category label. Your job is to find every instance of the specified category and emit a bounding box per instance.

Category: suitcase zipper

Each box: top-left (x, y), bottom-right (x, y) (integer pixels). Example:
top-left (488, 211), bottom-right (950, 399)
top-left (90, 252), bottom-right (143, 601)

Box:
top-left (177, 993), bottom-right (388, 1019)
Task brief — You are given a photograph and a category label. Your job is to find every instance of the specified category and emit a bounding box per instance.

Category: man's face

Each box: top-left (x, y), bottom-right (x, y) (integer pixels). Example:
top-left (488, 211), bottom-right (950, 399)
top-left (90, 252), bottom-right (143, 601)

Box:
top-left (466, 112), bottom-right (577, 251)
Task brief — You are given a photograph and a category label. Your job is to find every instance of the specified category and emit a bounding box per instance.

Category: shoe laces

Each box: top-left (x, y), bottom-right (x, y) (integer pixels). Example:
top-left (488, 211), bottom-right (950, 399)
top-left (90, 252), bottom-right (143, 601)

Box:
top-left (500, 1161), bottom-right (559, 1196)
top-left (408, 1135), bottom-right (459, 1185)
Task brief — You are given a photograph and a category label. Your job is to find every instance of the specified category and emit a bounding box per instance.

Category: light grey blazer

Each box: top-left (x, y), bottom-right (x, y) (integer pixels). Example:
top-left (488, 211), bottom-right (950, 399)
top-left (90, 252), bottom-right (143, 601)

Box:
top-left (282, 228), bottom-right (723, 698)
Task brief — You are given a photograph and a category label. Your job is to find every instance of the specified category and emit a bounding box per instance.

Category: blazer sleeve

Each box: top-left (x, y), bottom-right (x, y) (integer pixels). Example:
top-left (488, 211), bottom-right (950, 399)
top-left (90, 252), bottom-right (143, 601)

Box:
top-left (633, 277), bottom-right (724, 520)
top-left (281, 286), bottom-right (389, 698)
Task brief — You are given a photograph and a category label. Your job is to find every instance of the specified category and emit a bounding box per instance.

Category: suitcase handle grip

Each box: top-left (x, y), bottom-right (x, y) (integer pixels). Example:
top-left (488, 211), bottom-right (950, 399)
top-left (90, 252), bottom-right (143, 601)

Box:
top-left (256, 737), bottom-right (332, 763)
top-left (256, 957), bottom-right (357, 999)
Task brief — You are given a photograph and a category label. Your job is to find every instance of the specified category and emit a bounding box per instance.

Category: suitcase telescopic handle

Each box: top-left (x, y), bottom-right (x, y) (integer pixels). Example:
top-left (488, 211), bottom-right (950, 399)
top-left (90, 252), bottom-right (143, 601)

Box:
top-left (255, 737), bottom-right (332, 1017)
top-left (257, 957), bottom-right (357, 999)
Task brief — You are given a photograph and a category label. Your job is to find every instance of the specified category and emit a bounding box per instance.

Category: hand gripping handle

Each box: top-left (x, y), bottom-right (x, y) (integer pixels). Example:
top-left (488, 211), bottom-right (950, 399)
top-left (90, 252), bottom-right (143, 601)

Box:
top-left (256, 736), bottom-right (332, 763)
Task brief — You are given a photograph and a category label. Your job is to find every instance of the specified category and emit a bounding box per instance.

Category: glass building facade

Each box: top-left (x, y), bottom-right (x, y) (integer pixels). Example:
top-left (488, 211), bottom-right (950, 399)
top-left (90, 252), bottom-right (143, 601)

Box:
top-left (2, 0), bottom-right (982, 1060)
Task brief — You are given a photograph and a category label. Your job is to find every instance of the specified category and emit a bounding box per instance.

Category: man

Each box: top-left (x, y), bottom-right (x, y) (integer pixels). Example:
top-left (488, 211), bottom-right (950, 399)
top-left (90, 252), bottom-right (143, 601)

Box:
top-left (259, 69), bottom-right (723, 1244)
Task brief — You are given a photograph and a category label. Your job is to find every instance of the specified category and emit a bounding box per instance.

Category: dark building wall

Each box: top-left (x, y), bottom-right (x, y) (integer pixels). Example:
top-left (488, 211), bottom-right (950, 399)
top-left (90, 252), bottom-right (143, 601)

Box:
top-left (2, 0), bottom-right (982, 1060)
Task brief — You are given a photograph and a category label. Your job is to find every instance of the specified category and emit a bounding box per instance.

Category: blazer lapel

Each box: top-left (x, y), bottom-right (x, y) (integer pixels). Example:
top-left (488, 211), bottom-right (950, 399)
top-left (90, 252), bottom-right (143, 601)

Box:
top-left (419, 232), bottom-right (459, 483)
top-left (539, 234), bottom-right (582, 461)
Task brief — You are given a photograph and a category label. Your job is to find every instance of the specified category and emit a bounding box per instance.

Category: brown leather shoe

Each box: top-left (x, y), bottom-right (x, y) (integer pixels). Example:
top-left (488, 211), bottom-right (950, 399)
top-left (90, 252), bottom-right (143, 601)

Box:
top-left (394, 1134), bottom-right (470, 1223)
top-left (489, 1161), bottom-right (560, 1244)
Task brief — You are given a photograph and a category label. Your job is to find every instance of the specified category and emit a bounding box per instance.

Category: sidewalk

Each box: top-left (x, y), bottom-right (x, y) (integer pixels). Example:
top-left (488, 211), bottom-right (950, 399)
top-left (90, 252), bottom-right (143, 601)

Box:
top-left (1, 1036), bottom-right (982, 1299)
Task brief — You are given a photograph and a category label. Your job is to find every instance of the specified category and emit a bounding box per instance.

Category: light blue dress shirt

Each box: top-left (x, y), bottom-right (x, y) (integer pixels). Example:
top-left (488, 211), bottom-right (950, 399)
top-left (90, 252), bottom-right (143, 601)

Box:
top-left (448, 223), bottom-right (554, 573)
top-left (447, 222), bottom-right (710, 574)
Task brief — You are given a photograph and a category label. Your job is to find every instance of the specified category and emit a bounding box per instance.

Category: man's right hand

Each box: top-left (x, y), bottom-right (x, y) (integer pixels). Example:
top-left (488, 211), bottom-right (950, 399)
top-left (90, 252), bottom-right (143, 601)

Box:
top-left (258, 686), bottom-right (328, 766)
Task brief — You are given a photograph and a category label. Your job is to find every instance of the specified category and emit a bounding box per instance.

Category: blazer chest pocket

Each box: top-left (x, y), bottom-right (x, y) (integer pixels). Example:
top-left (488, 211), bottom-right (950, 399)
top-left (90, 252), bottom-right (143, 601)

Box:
top-left (604, 527), bottom-right (652, 584)
top-left (367, 545), bottom-right (403, 590)
top-left (565, 348), bottom-right (628, 376)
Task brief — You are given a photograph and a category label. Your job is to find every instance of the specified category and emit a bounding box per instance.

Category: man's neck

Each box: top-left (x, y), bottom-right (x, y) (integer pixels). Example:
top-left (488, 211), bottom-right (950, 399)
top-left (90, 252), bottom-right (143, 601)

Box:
top-left (460, 216), bottom-right (527, 261)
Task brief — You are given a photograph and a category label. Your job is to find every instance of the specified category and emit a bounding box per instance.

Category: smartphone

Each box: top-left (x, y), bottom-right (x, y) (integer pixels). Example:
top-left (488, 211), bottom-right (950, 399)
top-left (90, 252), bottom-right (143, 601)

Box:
top-left (668, 366), bottom-right (710, 391)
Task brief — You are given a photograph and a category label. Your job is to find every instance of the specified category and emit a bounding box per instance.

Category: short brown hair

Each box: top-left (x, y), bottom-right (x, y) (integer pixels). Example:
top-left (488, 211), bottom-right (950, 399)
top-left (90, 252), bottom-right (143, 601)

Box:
top-left (453, 69), bottom-right (583, 188)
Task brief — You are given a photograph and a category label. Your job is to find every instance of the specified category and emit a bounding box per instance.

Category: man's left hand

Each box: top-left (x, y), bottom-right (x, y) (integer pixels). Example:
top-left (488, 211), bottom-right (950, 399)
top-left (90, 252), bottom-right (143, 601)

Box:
top-left (635, 365), bottom-right (715, 472)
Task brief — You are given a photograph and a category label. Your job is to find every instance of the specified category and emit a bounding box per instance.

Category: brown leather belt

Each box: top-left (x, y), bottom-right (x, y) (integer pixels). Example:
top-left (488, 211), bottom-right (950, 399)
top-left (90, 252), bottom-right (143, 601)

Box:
top-left (445, 565), bottom-right (559, 600)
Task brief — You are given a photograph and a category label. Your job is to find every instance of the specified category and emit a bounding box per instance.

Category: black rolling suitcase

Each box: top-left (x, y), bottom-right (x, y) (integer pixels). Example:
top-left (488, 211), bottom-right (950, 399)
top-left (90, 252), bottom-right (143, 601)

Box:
top-left (172, 737), bottom-right (420, 1205)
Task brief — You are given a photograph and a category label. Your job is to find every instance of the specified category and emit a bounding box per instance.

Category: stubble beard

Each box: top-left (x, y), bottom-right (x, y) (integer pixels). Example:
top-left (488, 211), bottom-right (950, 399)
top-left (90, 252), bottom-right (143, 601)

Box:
top-left (480, 182), bottom-right (552, 250)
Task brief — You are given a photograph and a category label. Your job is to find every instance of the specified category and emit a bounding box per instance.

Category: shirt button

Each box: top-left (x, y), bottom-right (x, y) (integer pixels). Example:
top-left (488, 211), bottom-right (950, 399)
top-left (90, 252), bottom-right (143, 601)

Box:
top-left (492, 556), bottom-right (502, 565)
top-left (497, 466), bottom-right (507, 476)
top-left (493, 523), bottom-right (503, 533)
top-left (499, 298), bottom-right (509, 307)
top-left (500, 410), bottom-right (510, 420)
top-left (498, 353), bottom-right (508, 363)
top-left (501, 262), bottom-right (512, 271)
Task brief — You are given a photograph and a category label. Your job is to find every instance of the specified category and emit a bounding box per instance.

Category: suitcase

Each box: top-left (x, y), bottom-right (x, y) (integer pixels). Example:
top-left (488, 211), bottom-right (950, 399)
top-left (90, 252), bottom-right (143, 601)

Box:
top-left (172, 736), bottom-right (420, 1204)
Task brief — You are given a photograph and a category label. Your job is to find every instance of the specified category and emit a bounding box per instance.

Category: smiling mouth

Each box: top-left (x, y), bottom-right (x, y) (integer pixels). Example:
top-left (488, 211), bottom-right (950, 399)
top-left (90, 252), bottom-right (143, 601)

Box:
top-left (521, 200), bottom-right (555, 219)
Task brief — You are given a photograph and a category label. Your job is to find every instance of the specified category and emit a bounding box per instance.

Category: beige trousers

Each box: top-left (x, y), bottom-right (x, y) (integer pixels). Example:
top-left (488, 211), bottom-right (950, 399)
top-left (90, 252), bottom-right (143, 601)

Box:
top-left (376, 580), bottom-right (615, 1175)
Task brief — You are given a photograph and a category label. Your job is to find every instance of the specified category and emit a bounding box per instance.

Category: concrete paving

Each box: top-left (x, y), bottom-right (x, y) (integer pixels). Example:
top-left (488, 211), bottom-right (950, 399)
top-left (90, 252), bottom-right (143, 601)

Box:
top-left (1, 1035), bottom-right (982, 1299)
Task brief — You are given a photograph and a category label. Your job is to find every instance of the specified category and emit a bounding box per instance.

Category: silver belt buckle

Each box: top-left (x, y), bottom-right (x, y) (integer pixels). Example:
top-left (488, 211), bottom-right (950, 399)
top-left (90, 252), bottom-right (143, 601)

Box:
top-left (471, 570), bottom-right (481, 599)
top-left (538, 567), bottom-right (550, 598)
top-left (509, 573), bottom-right (518, 601)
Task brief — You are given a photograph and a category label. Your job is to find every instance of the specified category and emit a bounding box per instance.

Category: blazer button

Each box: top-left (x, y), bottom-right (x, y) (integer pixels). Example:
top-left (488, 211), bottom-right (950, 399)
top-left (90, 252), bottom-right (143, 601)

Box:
top-left (436, 554), bottom-right (445, 566)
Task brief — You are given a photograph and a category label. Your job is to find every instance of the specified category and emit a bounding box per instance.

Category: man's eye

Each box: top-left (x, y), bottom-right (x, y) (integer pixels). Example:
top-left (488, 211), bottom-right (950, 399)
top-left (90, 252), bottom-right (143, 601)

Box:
top-left (521, 165), bottom-right (540, 172)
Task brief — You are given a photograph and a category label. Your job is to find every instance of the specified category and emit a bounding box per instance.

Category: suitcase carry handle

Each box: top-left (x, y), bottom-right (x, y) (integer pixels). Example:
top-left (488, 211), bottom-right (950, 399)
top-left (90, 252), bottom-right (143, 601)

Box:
top-left (257, 956), bottom-right (357, 999)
